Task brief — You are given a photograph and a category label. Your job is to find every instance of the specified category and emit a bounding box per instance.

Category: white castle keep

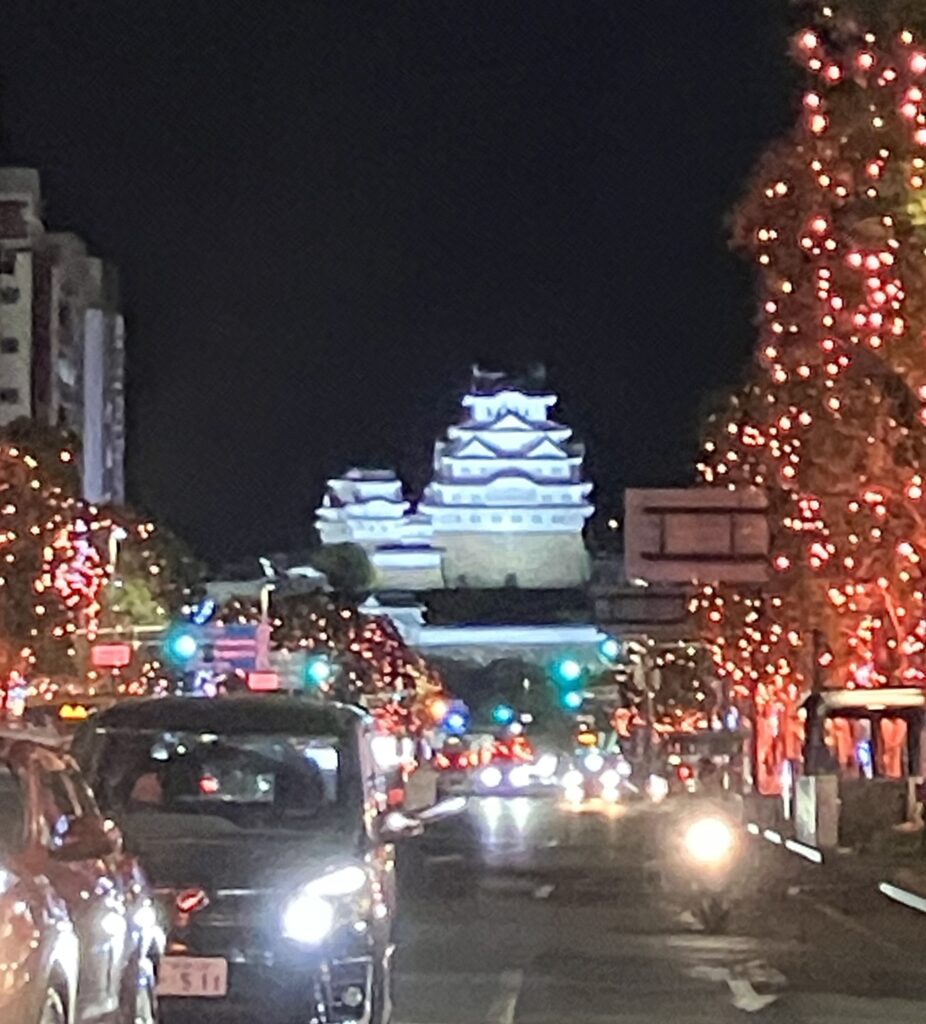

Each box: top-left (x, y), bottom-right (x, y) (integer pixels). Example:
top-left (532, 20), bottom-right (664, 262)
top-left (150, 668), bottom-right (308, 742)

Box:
top-left (315, 368), bottom-right (594, 590)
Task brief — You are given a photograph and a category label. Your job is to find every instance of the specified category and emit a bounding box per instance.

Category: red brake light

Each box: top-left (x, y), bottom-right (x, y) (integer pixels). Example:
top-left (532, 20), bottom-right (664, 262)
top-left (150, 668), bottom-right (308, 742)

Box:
top-left (435, 754), bottom-right (450, 770)
top-left (176, 888), bottom-right (209, 914)
top-left (199, 775), bottom-right (220, 794)
top-left (677, 765), bottom-right (693, 781)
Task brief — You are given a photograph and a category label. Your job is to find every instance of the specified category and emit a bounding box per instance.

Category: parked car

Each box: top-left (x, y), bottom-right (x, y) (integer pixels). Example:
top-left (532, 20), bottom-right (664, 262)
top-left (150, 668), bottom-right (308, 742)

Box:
top-left (0, 735), bottom-right (159, 1024)
top-left (73, 694), bottom-right (439, 1024)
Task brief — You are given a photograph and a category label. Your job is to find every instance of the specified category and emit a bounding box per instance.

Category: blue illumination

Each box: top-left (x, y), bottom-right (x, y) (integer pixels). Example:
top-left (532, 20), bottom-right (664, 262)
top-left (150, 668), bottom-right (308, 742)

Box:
top-left (562, 690), bottom-right (583, 710)
top-left (598, 636), bottom-right (622, 663)
top-left (491, 703), bottom-right (516, 726)
top-left (164, 628), bottom-right (199, 666)
top-left (305, 655), bottom-right (333, 686)
top-left (445, 710), bottom-right (469, 735)
top-left (190, 598), bottom-right (217, 626)
top-left (552, 657), bottom-right (583, 686)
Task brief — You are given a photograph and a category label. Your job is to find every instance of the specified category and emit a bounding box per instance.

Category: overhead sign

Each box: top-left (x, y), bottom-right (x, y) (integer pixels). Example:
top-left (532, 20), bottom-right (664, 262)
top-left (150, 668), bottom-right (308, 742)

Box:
top-left (624, 488), bottom-right (769, 586)
top-left (91, 643), bottom-right (133, 669)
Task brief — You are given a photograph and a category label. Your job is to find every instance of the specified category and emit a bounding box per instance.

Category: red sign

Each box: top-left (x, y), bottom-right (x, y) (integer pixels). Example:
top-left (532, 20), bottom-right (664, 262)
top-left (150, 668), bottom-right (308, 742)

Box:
top-left (246, 671), bottom-right (280, 692)
top-left (91, 643), bottom-right (133, 669)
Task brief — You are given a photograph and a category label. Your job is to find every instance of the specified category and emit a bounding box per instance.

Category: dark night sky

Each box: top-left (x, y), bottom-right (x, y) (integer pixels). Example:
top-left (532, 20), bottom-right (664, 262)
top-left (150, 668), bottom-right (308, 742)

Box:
top-left (0, 1), bottom-right (795, 564)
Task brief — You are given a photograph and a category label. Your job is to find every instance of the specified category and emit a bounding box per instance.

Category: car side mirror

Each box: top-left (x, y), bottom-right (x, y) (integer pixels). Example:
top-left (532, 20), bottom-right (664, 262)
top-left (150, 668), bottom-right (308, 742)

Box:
top-left (379, 810), bottom-right (424, 842)
top-left (51, 816), bottom-right (118, 862)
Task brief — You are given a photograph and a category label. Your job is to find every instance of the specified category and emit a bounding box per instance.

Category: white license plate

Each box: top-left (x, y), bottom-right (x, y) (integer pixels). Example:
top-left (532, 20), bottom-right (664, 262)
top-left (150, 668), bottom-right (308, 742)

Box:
top-left (157, 956), bottom-right (228, 998)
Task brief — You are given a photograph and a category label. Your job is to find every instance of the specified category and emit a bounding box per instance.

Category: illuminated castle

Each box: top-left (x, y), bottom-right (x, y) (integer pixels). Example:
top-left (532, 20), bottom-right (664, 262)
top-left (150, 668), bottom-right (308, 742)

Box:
top-left (315, 368), bottom-right (594, 590)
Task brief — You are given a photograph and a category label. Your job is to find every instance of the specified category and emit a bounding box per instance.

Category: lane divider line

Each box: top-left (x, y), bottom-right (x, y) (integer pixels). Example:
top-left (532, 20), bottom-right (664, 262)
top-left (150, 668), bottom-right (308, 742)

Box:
top-left (879, 881), bottom-right (926, 915)
top-left (747, 822), bottom-right (824, 863)
top-left (784, 838), bottom-right (823, 864)
top-left (483, 968), bottom-right (523, 1024)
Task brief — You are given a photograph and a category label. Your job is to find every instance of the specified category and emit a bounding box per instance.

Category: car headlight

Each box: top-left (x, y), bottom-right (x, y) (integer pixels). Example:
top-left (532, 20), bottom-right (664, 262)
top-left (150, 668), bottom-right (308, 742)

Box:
top-left (562, 768), bottom-right (583, 789)
top-left (480, 766), bottom-right (503, 789)
top-left (509, 765), bottom-right (531, 788)
top-left (584, 753), bottom-right (604, 774)
top-left (599, 769), bottom-right (619, 789)
top-left (683, 817), bottom-right (735, 865)
top-left (535, 753), bottom-right (558, 778)
top-left (281, 866), bottom-right (368, 945)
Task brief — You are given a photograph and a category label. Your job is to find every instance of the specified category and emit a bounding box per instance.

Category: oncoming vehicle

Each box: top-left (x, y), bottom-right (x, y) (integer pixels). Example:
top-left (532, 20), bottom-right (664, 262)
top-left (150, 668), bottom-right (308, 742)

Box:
top-left (73, 695), bottom-right (428, 1024)
top-left (0, 736), bottom-right (158, 1024)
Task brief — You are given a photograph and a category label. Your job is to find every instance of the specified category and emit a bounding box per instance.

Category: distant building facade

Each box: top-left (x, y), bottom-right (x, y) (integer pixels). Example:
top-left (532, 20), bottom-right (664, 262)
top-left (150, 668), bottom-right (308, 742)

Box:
top-left (0, 168), bottom-right (125, 504)
top-left (315, 368), bottom-right (593, 590)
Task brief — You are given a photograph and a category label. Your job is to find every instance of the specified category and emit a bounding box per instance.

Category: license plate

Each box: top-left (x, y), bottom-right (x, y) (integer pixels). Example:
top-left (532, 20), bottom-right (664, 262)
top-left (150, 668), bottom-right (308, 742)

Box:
top-left (157, 956), bottom-right (228, 998)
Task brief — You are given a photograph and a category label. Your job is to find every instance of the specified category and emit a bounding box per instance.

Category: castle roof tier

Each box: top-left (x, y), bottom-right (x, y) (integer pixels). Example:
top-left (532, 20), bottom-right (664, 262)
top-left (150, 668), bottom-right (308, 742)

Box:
top-left (420, 373), bottom-right (593, 540)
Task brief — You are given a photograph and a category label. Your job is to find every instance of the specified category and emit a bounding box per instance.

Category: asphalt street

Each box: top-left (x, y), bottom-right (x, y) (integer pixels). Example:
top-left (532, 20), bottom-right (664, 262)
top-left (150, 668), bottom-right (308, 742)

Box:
top-left (395, 796), bottom-right (926, 1023)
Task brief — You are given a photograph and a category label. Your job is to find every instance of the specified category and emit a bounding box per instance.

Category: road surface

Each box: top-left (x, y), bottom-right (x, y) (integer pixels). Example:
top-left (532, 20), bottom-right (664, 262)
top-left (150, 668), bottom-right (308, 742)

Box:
top-left (395, 795), bottom-right (926, 1023)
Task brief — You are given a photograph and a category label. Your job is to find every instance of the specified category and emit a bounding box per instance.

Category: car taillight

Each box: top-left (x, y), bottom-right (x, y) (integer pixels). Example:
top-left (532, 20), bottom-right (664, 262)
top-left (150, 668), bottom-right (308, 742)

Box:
top-left (176, 888), bottom-right (209, 915)
top-left (677, 764), bottom-right (693, 782)
top-left (435, 754), bottom-right (450, 770)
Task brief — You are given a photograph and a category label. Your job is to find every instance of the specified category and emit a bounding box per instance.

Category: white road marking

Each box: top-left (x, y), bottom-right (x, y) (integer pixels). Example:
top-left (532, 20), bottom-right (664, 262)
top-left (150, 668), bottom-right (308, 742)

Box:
top-left (762, 828), bottom-right (782, 845)
top-left (879, 881), bottom-right (926, 915)
top-left (745, 822), bottom-right (760, 835)
top-left (532, 883), bottom-right (554, 899)
top-left (727, 975), bottom-right (780, 1012)
top-left (785, 838), bottom-right (823, 864)
top-left (686, 962), bottom-right (783, 1012)
top-left (483, 968), bottom-right (524, 1024)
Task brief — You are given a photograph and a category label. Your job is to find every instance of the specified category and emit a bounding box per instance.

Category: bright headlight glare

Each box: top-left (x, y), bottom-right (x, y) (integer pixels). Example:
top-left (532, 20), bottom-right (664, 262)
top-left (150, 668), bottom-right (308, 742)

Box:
top-left (510, 765), bottom-right (531, 788)
top-left (617, 760), bottom-right (632, 778)
top-left (599, 769), bottom-right (619, 789)
top-left (684, 817), bottom-right (735, 864)
top-left (282, 892), bottom-right (335, 945)
top-left (481, 766), bottom-right (502, 789)
top-left (304, 865), bottom-right (367, 898)
top-left (562, 768), bottom-right (583, 789)
top-left (536, 754), bottom-right (558, 778)
top-left (584, 753), bottom-right (604, 773)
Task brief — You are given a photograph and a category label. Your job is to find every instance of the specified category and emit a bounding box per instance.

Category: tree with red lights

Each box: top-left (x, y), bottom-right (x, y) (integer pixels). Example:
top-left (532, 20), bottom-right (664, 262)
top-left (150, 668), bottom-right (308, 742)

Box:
top-left (216, 594), bottom-right (444, 730)
top-left (697, 1), bottom-right (926, 787)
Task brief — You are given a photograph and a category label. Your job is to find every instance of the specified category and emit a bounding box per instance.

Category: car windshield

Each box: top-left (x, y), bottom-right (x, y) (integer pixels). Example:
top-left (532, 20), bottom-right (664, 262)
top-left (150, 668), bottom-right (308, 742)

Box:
top-left (89, 728), bottom-right (357, 835)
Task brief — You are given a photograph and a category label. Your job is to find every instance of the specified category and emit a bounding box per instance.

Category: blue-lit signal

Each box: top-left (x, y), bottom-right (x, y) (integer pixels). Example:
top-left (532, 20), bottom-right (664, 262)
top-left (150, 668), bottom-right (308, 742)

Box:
top-left (562, 690), bottom-right (583, 711)
top-left (551, 657), bottom-right (583, 686)
top-left (304, 655), bottom-right (333, 686)
top-left (598, 636), bottom-right (622, 664)
top-left (164, 628), bottom-right (199, 666)
top-left (491, 703), bottom-right (516, 726)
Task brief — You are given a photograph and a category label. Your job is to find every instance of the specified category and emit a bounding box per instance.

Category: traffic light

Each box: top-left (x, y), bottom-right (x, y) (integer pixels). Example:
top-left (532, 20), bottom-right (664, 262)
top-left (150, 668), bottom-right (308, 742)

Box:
top-left (550, 656), bottom-right (583, 686)
top-left (561, 690), bottom-right (583, 711)
top-left (598, 636), bottom-right (623, 664)
top-left (304, 655), bottom-right (333, 687)
top-left (491, 703), bottom-right (516, 726)
top-left (164, 627), bottom-right (199, 667)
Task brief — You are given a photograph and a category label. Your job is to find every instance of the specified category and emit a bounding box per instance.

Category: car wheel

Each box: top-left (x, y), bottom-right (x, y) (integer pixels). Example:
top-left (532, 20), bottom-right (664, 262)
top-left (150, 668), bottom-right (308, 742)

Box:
top-left (39, 989), bottom-right (67, 1024)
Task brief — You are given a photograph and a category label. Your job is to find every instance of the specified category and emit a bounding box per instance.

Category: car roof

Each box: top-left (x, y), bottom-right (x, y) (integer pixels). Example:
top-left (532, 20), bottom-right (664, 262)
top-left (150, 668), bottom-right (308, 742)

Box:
top-left (88, 694), bottom-right (368, 737)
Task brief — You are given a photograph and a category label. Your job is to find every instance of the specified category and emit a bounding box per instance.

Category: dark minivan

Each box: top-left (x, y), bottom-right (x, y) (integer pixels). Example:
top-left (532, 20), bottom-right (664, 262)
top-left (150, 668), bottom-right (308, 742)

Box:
top-left (74, 695), bottom-right (418, 1024)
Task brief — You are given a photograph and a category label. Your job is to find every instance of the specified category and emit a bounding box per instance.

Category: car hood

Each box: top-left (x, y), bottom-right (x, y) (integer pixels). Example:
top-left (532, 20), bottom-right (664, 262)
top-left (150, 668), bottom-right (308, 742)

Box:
top-left (125, 815), bottom-right (355, 891)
